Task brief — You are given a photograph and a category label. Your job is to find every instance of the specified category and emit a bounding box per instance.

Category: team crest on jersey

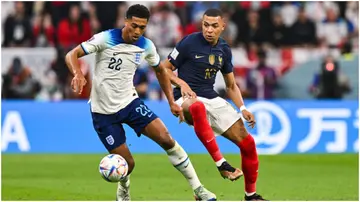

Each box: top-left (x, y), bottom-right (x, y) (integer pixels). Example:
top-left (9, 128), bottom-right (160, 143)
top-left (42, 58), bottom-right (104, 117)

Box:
top-left (106, 135), bottom-right (115, 145)
top-left (209, 54), bottom-right (215, 65)
top-left (135, 53), bottom-right (141, 63)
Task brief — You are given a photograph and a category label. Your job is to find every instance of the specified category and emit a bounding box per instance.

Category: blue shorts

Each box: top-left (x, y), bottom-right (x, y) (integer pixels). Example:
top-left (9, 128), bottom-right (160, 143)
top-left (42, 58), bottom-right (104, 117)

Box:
top-left (91, 98), bottom-right (158, 151)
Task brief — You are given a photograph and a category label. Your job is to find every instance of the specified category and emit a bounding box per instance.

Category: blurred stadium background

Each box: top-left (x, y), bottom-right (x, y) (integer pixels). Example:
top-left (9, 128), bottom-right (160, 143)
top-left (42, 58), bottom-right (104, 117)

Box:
top-left (1, 1), bottom-right (359, 201)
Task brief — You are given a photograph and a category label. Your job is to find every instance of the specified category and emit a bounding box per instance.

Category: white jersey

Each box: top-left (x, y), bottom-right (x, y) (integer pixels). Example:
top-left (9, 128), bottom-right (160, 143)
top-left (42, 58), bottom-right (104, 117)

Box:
top-left (81, 28), bottom-right (160, 114)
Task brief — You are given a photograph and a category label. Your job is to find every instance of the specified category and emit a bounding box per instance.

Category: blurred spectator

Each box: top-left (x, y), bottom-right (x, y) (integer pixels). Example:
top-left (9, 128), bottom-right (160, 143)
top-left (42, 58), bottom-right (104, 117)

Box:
top-left (221, 10), bottom-right (238, 47)
top-left (36, 70), bottom-right (63, 101)
top-left (304, 2), bottom-right (339, 23)
top-left (290, 7), bottom-right (317, 46)
top-left (57, 4), bottom-right (91, 48)
top-left (270, 12), bottom-right (290, 47)
top-left (3, 2), bottom-right (32, 47)
top-left (115, 4), bottom-right (127, 29)
top-left (146, 4), bottom-right (182, 47)
top-left (345, 1), bottom-right (358, 37)
top-left (32, 12), bottom-right (55, 47)
top-left (2, 57), bottom-right (41, 99)
top-left (279, 2), bottom-right (299, 27)
top-left (87, 3), bottom-right (101, 35)
top-left (50, 46), bottom-right (70, 94)
top-left (309, 56), bottom-right (351, 99)
top-left (239, 1), bottom-right (271, 11)
top-left (239, 10), bottom-right (270, 46)
top-left (173, 1), bottom-right (188, 28)
top-left (245, 50), bottom-right (277, 99)
top-left (317, 7), bottom-right (348, 48)
top-left (184, 11), bottom-right (202, 36)
top-left (93, 2), bottom-right (125, 31)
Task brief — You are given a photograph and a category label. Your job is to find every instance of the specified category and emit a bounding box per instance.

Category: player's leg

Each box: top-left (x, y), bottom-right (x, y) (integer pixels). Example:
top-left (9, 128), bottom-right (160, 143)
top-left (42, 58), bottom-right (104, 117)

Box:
top-left (179, 97), bottom-right (242, 181)
top-left (110, 144), bottom-right (133, 201)
top-left (202, 97), bottom-right (265, 200)
top-left (91, 112), bottom-right (133, 201)
top-left (142, 118), bottom-right (216, 201)
top-left (221, 119), bottom-right (266, 201)
top-left (123, 98), bottom-right (215, 200)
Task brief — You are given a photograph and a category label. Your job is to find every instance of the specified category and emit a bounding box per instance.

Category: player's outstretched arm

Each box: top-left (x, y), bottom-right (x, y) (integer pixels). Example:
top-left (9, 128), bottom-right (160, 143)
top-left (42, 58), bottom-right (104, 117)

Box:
top-left (223, 72), bottom-right (255, 128)
top-left (154, 62), bottom-right (185, 121)
top-left (65, 45), bottom-right (87, 94)
top-left (162, 60), bottom-right (196, 99)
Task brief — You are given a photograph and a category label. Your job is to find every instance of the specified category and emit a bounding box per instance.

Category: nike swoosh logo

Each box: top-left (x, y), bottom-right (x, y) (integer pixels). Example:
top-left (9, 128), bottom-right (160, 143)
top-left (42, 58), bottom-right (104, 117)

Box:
top-left (184, 161), bottom-right (190, 168)
top-left (206, 137), bottom-right (214, 143)
top-left (195, 55), bottom-right (204, 59)
top-left (113, 52), bottom-right (121, 56)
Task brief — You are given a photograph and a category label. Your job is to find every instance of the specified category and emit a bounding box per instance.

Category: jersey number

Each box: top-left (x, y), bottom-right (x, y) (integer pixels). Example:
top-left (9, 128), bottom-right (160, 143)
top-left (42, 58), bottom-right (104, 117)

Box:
top-left (108, 57), bottom-right (122, 71)
top-left (136, 104), bottom-right (153, 117)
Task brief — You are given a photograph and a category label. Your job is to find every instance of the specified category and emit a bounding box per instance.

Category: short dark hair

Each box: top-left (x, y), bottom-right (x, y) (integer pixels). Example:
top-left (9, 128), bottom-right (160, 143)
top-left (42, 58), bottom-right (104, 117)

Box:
top-left (126, 4), bottom-right (150, 21)
top-left (204, 8), bottom-right (223, 18)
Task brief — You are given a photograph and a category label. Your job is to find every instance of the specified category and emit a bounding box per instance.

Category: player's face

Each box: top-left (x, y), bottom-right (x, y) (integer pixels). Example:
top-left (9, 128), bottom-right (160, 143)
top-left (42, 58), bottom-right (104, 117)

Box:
top-left (202, 15), bottom-right (225, 45)
top-left (125, 16), bottom-right (148, 42)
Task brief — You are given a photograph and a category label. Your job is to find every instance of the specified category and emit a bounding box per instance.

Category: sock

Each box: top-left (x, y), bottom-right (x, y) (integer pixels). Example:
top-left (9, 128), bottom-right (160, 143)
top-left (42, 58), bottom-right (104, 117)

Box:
top-left (119, 174), bottom-right (130, 188)
top-left (166, 141), bottom-right (202, 190)
top-left (237, 134), bottom-right (258, 194)
top-left (189, 101), bottom-right (224, 164)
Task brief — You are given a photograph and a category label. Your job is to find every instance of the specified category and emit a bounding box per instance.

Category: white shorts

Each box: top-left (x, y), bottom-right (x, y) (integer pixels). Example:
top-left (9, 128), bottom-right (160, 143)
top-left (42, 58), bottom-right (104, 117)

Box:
top-left (175, 96), bottom-right (242, 136)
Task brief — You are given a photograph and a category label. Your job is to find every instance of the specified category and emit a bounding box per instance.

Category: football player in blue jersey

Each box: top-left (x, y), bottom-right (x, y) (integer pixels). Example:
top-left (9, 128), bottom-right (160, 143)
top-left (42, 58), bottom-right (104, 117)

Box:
top-left (162, 8), bottom-right (266, 201)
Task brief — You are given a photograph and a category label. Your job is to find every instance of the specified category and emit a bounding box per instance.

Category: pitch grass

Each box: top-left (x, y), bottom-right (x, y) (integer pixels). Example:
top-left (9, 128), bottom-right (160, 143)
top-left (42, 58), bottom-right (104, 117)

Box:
top-left (1, 154), bottom-right (358, 201)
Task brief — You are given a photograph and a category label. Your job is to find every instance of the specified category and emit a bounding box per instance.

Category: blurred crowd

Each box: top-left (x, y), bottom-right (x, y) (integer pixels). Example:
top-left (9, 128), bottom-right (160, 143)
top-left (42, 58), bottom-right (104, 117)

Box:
top-left (1, 1), bottom-right (358, 101)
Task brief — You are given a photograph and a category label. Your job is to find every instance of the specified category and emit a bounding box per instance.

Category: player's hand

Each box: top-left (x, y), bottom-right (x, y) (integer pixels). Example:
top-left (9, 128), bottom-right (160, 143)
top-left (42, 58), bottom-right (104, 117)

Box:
top-left (170, 102), bottom-right (185, 123)
top-left (242, 110), bottom-right (256, 128)
top-left (180, 84), bottom-right (196, 99)
top-left (71, 73), bottom-right (87, 94)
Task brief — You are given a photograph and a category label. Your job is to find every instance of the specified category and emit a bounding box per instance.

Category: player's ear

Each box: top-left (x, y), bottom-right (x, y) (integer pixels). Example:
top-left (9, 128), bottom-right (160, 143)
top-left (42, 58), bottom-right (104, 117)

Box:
top-left (124, 17), bottom-right (130, 26)
top-left (221, 17), bottom-right (226, 31)
top-left (222, 22), bottom-right (226, 31)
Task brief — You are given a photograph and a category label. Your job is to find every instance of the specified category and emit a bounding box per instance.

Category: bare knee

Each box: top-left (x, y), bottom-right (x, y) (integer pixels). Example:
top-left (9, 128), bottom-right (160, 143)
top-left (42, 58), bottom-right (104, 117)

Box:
top-left (181, 98), bottom-right (198, 113)
top-left (223, 119), bottom-right (249, 143)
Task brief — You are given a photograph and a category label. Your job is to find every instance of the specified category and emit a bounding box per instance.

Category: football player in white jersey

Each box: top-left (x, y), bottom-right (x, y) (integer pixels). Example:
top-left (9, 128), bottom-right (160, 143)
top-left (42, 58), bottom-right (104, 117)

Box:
top-left (65, 4), bottom-right (216, 201)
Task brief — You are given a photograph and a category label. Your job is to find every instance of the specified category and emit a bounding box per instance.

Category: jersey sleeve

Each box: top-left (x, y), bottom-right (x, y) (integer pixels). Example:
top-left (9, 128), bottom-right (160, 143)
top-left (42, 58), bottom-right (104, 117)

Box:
top-left (167, 36), bottom-right (188, 69)
top-left (221, 45), bottom-right (234, 74)
top-left (144, 39), bottom-right (161, 67)
top-left (80, 31), bottom-right (109, 55)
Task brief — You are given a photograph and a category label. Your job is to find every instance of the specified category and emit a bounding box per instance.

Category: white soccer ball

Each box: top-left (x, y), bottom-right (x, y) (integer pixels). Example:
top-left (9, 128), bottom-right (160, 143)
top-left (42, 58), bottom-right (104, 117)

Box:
top-left (99, 154), bottom-right (128, 182)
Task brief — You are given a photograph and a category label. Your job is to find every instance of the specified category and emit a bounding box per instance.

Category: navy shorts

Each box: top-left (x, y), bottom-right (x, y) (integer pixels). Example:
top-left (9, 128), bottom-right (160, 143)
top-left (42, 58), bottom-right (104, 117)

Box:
top-left (91, 98), bottom-right (158, 151)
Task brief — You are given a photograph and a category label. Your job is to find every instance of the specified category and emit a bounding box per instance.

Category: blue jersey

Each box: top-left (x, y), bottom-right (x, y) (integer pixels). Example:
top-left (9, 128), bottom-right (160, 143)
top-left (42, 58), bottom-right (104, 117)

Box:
top-left (168, 32), bottom-right (233, 100)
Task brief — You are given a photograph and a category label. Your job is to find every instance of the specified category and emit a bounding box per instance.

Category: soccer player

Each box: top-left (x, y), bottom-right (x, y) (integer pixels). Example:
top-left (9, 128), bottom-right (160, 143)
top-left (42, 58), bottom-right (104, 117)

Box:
top-left (65, 4), bottom-right (216, 201)
top-left (163, 9), bottom-right (266, 201)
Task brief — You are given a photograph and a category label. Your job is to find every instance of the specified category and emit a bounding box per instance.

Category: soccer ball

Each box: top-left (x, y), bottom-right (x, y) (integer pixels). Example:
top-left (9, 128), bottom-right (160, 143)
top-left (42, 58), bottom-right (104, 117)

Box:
top-left (99, 154), bottom-right (128, 182)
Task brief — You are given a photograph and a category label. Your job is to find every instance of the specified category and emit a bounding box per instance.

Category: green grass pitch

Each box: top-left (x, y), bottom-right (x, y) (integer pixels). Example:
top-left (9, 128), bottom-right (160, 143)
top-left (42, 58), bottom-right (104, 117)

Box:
top-left (1, 154), bottom-right (358, 201)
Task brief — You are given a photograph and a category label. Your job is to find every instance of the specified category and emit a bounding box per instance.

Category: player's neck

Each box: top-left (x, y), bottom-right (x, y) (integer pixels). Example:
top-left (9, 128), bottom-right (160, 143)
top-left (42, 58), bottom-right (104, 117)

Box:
top-left (209, 39), bottom-right (219, 46)
top-left (121, 27), bottom-right (135, 44)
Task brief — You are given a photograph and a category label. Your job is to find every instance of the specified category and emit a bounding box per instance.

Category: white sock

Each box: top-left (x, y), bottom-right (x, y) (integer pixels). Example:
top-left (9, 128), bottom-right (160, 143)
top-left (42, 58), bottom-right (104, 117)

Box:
top-left (166, 141), bottom-right (202, 190)
top-left (215, 158), bottom-right (226, 167)
top-left (119, 174), bottom-right (130, 188)
top-left (245, 192), bottom-right (256, 196)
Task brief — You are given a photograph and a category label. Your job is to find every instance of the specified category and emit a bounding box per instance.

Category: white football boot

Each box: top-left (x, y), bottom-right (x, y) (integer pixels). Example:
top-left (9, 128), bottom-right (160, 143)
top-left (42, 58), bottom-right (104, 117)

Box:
top-left (194, 185), bottom-right (217, 201)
